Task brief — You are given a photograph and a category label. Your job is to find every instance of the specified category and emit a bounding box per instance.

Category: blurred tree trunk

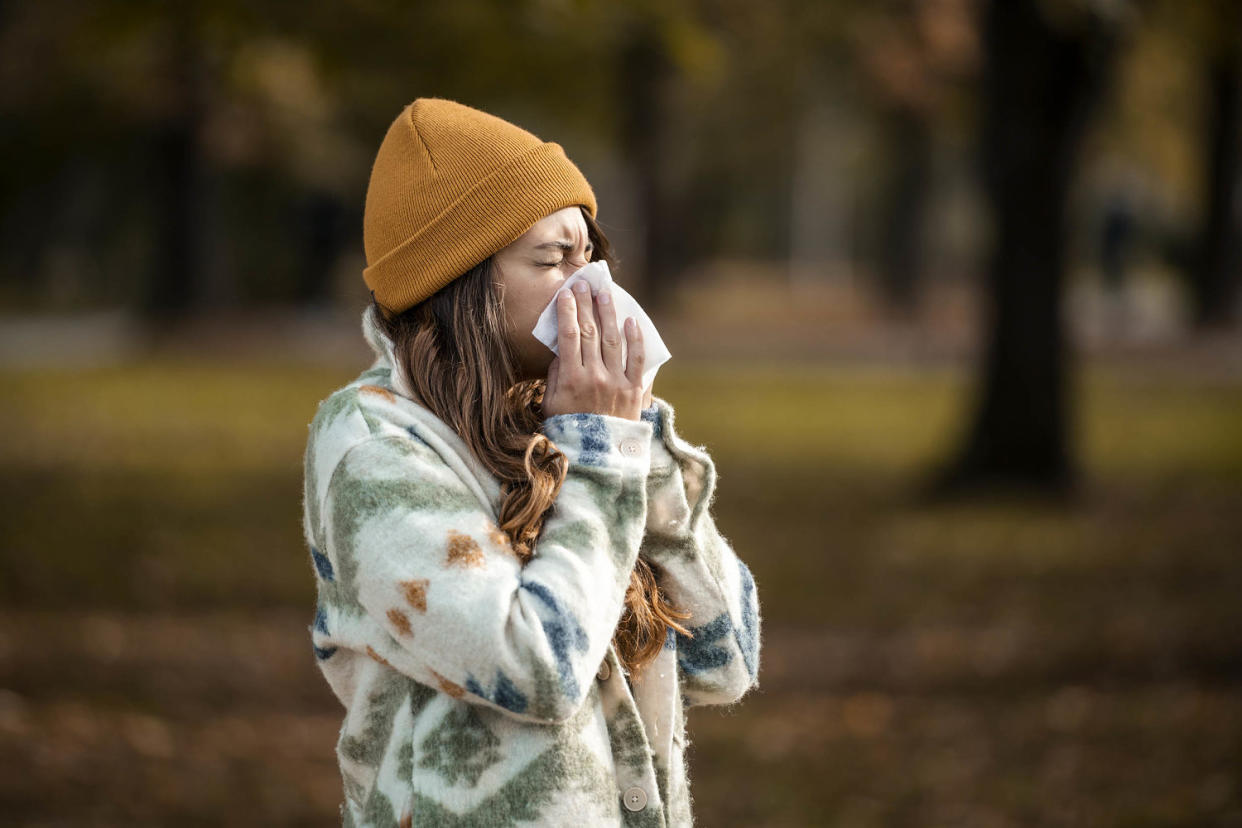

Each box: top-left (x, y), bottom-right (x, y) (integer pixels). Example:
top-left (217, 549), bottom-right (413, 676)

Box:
top-left (617, 20), bottom-right (681, 313)
top-left (1192, 41), bottom-right (1241, 327)
top-left (877, 105), bottom-right (932, 315)
top-left (934, 0), bottom-right (1118, 493)
top-left (142, 7), bottom-right (208, 319)
top-left (297, 191), bottom-right (349, 307)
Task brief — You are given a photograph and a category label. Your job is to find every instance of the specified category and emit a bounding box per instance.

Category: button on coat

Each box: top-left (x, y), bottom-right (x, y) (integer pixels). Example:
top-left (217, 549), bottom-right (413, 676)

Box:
top-left (623, 786), bottom-right (649, 811)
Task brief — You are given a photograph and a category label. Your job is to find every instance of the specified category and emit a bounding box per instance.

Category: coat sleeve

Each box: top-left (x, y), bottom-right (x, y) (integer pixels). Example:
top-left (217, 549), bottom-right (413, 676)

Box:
top-left (320, 410), bottom-right (653, 726)
top-left (639, 396), bottom-right (762, 708)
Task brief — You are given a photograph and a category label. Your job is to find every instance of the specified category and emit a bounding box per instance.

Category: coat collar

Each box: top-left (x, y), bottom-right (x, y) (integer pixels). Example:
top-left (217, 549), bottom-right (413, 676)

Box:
top-left (358, 304), bottom-right (504, 516)
top-left (361, 303), bottom-right (419, 402)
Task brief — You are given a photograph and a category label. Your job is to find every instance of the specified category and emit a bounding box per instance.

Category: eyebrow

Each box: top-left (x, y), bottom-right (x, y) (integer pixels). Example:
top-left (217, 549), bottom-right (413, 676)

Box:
top-left (534, 239), bottom-right (594, 250)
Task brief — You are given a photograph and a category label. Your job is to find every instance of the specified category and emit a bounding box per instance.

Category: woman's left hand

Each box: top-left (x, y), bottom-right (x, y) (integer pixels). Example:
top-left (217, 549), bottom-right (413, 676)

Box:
top-left (642, 385), bottom-right (652, 409)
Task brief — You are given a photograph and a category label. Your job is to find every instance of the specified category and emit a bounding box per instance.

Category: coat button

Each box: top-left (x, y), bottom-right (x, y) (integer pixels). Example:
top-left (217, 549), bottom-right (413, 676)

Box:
top-left (622, 785), bottom-right (648, 811)
top-left (597, 660), bottom-right (611, 681)
top-left (619, 437), bottom-right (643, 457)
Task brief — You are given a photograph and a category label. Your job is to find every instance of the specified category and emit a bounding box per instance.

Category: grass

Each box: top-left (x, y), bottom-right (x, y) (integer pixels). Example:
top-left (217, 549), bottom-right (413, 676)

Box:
top-left (0, 352), bottom-right (1239, 825)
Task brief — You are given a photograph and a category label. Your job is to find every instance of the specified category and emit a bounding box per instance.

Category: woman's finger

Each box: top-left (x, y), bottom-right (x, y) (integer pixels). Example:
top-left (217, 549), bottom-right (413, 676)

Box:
top-left (555, 287), bottom-right (580, 367)
top-left (571, 281), bottom-right (599, 368)
top-left (595, 288), bottom-right (624, 376)
top-left (546, 354), bottom-right (560, 396)
top-left (623, 316), bottom-right (645, 387)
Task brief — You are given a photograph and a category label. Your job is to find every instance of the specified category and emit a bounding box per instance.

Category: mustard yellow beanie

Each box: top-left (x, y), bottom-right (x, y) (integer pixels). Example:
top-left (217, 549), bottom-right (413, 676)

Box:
top-left (362, 97), bottom-right (598, 315)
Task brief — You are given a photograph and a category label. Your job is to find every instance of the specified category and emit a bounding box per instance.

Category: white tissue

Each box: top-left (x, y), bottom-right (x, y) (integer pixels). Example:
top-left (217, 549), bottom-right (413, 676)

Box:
top-left (531, 260), bottom-right (671, 392)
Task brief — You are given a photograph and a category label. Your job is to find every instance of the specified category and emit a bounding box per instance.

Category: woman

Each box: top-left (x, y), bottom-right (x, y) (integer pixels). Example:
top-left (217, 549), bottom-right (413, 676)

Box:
top-left (303, 97), bottom-right (761, 827)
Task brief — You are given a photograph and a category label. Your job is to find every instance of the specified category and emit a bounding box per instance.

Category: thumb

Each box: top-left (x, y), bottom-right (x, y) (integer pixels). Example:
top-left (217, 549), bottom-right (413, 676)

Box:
top-left (546, 355), bottom-right (560, 393)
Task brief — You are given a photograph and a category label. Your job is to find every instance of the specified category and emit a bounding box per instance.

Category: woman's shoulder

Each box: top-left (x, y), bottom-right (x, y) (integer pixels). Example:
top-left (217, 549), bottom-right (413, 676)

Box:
top-left (306, 368), bottom-right (446, 484)
top-left (310, 378), bottom-right (413, 439)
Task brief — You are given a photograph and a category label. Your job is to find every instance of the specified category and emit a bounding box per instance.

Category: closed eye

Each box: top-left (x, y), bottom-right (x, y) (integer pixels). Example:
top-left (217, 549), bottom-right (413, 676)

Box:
top-left (535, 238), bottom-right (593, 265)
top-left (540, 253), bottom-right (593, 269)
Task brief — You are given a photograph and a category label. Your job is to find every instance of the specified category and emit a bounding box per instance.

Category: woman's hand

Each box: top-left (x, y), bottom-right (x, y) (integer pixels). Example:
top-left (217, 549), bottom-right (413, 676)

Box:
top-left (543, 280), bottom-right (646, 421)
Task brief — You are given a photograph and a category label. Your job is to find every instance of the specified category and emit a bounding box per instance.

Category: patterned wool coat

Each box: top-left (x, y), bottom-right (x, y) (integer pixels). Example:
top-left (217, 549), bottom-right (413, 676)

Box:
top-left (302, 304), bottom-right (762, 826)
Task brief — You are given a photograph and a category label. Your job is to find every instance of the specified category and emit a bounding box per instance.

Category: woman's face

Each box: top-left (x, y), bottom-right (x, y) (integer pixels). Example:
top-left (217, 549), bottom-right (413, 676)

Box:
top-left (493, 205), bottom-right (595, 381)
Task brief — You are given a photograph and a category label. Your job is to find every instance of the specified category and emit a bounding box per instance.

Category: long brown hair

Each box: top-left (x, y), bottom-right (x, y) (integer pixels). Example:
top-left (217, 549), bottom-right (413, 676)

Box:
top-left (371, 206), bottom-right (692, 677)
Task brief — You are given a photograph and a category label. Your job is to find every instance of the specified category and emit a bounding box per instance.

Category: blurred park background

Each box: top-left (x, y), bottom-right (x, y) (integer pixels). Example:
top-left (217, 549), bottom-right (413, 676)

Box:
top-left (1, 0), bottom-right (1240, 825)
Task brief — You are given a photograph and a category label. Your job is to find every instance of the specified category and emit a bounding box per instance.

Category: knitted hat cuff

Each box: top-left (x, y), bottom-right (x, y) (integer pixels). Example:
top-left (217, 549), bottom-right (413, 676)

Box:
top-left (363, 141), bottom-right (597, 314)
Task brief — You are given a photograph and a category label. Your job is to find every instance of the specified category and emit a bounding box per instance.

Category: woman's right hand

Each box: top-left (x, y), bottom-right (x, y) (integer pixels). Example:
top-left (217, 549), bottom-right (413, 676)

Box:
top-left (542, 280), bottom-right (646, 421)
